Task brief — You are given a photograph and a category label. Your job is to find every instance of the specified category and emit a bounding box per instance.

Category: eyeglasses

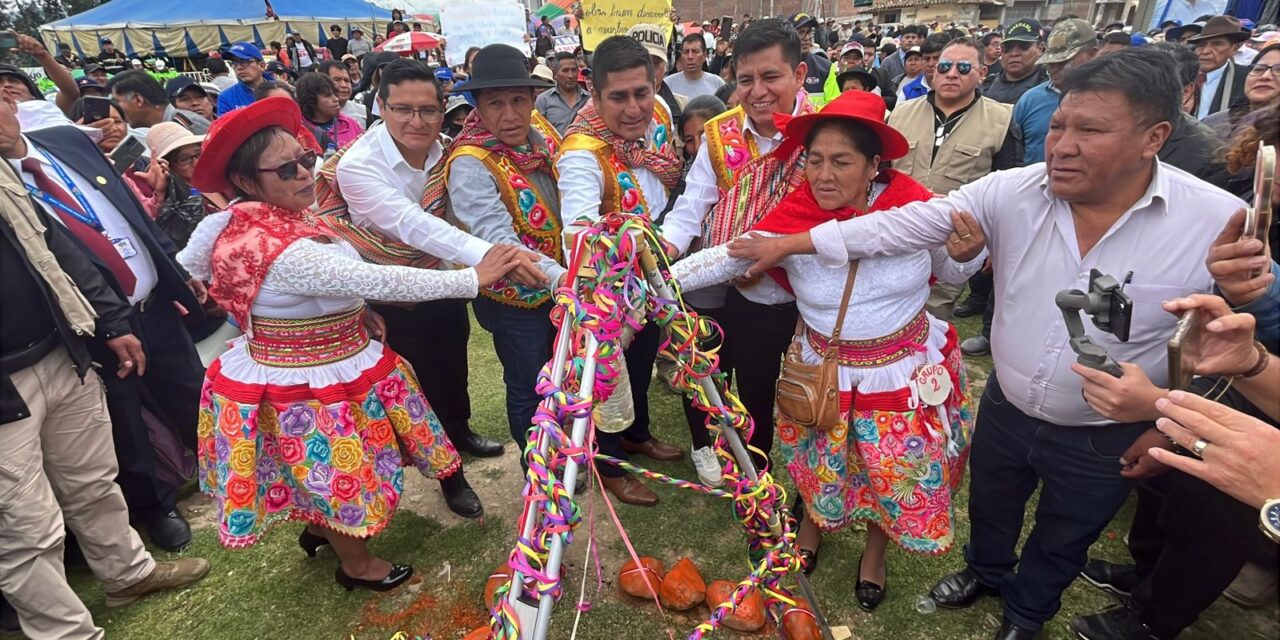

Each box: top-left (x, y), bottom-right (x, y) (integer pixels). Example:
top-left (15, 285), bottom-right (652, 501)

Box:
top-left (383, 104), bottom-right (445, 122)
top-left (936, 60), bottom-right (974, 75)
top-left (1248, 62), bottom-right (1280, 77)
top-left (257, 150), bottom-right (317, 181)
top-left (229, 59), bottom-right (261, 68)
top-left (171, 151), bottom-right (201, 167)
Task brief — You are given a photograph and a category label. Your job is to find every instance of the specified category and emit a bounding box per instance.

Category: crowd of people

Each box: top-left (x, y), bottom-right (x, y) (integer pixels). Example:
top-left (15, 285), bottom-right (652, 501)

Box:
top-left (0, 7), bottom-right (1277, 640)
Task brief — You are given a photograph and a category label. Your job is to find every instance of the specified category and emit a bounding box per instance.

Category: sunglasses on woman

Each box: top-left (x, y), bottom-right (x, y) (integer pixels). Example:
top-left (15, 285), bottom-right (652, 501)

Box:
top-left (935, 60), bottom-right (974, 75)
top-left (257, 150), bottom-right (317, 181)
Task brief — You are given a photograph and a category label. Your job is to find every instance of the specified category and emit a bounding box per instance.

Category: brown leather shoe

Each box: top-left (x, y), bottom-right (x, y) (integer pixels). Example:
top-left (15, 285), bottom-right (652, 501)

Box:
top-left (105, 557), bottom-right (210, 608)
top-left (621, 437), bottom-right (685, 461)
top-left (601, 474), bottom-right (659, 507)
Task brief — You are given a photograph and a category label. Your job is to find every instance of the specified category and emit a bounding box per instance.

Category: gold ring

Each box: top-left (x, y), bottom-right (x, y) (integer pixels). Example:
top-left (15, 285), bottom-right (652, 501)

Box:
top-left (960, 234), bottom-right (972, 239)
top-left (1191, 438), bottom-right (1209, 457)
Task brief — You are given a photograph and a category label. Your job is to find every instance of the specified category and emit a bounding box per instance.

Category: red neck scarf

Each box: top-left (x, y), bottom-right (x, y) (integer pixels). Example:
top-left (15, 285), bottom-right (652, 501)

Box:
top-left (565, 102), bottom-right (684, 189)
top-left (751, 169), bottom-right (933, 291)
top-left (209, 201), bottom-right (327, 336)
top-left (450, 110), bottom-right (554, 174)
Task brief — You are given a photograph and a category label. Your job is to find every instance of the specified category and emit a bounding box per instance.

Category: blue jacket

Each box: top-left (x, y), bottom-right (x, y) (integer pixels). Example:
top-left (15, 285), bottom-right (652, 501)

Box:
top-left (215, 73), bottom-right (276, 116)
top-left (900, 75), bottom-right (929, 101)
top-left (1012, 80), bottom-right (1060, 165)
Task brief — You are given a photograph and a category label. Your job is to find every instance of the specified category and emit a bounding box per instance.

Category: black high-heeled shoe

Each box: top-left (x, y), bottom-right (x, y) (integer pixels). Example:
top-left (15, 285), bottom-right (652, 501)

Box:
top-left (854, 551), bottom-right (887, 612)
top-left (335, 563), bottom-right (414, 592)
top-left (299, 530), bottom-right (329, 558)
top-left (791, 495), bottom-right (820, 576)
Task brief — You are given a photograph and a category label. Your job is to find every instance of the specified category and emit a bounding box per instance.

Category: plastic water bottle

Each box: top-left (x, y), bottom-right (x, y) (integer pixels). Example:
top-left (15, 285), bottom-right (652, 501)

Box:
top-left (914, 595), bottom-right (937, 615)
top-left (594, 359), bottom-right (635, 433)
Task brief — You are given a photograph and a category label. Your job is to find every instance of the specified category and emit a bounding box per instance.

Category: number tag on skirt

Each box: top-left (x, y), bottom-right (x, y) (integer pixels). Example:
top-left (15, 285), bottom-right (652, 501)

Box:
top-left (911, 363), bottom-right (952, 407)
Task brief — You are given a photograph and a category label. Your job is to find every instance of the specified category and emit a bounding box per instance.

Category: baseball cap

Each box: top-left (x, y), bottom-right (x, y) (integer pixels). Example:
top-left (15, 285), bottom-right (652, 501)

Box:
top-left (902, 46), bottom-right (922, 59)
top-left (627, 23), bottom-right (668, 64)
top-left (445, 95), bottom-right (472, 116)
top-left (83, 63), bottom-right (105, 76)
top-left (75, 76), bottom-right (105, 93)
top-left (226, 42), bottom-right (264, 62)
top-left (0, 64), bottom-right (44, 101)
top-left (341, 53), bottom-right (358, 63)
top-left (165, 75), bottom-right (208, 99)
top-left (1040, 18), bottom-right (1098, 64)
top-left (789, 12), bottom-right (819, 31)
top-left (1003, 18), bottom-right (1043, 43)
top-left (839, 42), bottom-right (864, 58)
top-left (434, 66), bottom-right (454, 82)
top-left (1158, 19), bottom-right (1182, 29)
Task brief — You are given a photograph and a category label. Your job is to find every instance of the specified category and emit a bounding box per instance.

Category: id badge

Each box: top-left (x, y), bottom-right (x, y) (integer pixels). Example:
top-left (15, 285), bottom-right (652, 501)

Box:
top-left (110, 237), bottom-right (138, 259)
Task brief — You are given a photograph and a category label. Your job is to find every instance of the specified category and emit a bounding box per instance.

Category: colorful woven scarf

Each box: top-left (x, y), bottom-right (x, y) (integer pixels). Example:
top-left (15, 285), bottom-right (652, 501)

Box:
top-left (700, 92), bottom-right (819, 248)
top-left (209, 201), bottom-right (328, 337)
top-left (565, 102), bottom-right (684, 189)
top-left (451, 110), bottom-right (554, 174)
top-left (312, 135), bottom-right (446, 270)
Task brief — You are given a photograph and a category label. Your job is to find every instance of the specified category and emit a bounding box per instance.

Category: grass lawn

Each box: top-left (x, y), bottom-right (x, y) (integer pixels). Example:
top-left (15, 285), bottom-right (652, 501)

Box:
top-left (45, 312), bottom-right (1278, 640)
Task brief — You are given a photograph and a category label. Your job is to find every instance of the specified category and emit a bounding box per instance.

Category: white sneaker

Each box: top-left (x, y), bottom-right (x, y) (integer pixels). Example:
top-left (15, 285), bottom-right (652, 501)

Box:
top-left (691, 446), bottom-right (723, 488)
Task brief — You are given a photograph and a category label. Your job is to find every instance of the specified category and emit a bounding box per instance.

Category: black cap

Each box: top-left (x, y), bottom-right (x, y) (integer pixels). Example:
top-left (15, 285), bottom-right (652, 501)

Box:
top-left (789, 12), bottom-right (819, 31)
top-left (1003, 18), bottom-right (1043, 43)
top-left (0, 64), bottom-right (45, 101)
top-left (76, 76), bottom-right (104, 91)
top-left (165, 75), bottom-right (207, 99)
top-left (83, 62), bottom-right (106, 75)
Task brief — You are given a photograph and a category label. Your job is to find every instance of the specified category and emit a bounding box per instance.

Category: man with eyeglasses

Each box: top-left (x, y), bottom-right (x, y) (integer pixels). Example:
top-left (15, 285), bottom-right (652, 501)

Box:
top-left (788, 12), bottom-right (832, 103)
top-left (216, 42), bottom-right (273, 116)
top-left (980, 18), bottom-right (1049, 106)
top-left (887, 37), bottom-right (1019, 322)
top-left (328, 59), bottom-right (548, 517)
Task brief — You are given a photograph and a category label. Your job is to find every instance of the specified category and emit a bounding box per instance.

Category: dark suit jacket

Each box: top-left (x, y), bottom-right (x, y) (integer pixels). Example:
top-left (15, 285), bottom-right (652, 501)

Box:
top-left (25, 127), bottom-right (201, 319)
top-left (1206, 62), bottom-right (1248, 117)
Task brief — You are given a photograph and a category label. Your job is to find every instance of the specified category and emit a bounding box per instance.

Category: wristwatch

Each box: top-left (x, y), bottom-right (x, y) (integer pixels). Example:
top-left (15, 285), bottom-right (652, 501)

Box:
top-left (1261, 498), bottom-right (1280, 544)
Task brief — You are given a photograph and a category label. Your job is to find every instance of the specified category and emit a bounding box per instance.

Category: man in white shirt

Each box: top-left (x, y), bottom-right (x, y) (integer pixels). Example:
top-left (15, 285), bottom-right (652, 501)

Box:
top-left (661, 19), bottom-right (813, 477)
top-left (664, 33), bottom-right (726, 99)
top-left (332, 59), bottom-right (547, 516)
top-left (727, 49), bottom-right (1246, 640)
top-left (556, 35), bottom-right (688, 507)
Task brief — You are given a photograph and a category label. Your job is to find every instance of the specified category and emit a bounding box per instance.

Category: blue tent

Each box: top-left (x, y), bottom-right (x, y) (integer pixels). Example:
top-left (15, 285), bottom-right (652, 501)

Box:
top-left (41, 0), bottom-right (391, 59)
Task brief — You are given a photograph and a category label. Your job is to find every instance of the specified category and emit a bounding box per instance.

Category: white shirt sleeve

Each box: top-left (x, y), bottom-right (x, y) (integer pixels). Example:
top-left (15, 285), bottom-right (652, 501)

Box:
top-left (336, 155), bottom-right (493, 266)
top-left (661, 137), bottom-right (719, 255)
top-left (670, 243), bottom-right (752, 292)
top-left (929, 246), bottom-right (989, 284)
top-left (265, 239), bottom-right (479, 302)
top-left (556, 149), bottom-right (606, 225)
top-left (448, 154), bottom-right (568, 286)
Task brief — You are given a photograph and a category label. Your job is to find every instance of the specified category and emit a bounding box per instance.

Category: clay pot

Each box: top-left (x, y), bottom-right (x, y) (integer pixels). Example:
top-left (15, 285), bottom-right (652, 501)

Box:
top-left (705, 579), bottom-right (766, 632)
top-left (658, 557), bottom-right (707, 611)
top-left (618, 556), bottom-right (665, 599)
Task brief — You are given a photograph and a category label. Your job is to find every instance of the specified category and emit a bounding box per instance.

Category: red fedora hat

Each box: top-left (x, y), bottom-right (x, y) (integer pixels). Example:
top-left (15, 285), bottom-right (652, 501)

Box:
top-left (191, 97), bottom-right (318, 194)
top-left (772, 90), bottom-right (909, 161)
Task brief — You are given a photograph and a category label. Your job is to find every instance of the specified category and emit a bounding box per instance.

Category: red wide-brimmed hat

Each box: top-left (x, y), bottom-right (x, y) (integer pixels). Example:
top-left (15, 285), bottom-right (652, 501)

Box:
top-left (772, 90), bottom-right (909, 161)
top-left (191, 97), bottom-right (320, 194)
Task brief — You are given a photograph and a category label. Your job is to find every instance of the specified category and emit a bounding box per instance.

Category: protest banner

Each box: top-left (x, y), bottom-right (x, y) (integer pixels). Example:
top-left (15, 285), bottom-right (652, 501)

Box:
top-left (554, 34), bottom-right (580, 54)
top-left (440, 0), bottom-right (528, 66)
top-left (580, 0), bottom-right (672, 51)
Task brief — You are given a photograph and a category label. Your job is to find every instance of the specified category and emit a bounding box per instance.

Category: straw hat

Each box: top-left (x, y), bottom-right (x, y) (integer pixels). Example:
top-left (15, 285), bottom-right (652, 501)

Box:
top-left (147, 122), bottom-right (205, 161)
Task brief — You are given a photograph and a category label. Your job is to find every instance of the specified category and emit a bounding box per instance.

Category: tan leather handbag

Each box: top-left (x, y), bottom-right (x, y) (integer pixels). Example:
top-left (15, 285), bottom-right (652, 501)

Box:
top-left (774, 262), bottom-right (859, 431)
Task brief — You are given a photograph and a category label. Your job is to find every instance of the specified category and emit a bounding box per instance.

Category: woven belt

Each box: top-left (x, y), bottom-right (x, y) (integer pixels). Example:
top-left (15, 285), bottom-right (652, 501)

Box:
top-left (246, 307), bottom-right (369, 367)
top-left (806, 310), bottom-right (929, 367)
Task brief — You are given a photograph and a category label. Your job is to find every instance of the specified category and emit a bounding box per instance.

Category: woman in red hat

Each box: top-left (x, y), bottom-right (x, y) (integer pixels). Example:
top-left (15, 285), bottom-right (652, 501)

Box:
top-left (671, 90), bottom-right (985, 611)
top-left (176, 97), bottom-right (521, 591)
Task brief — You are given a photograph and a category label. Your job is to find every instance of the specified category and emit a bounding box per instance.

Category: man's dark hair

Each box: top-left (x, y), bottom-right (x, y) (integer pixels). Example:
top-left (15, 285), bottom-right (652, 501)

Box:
top-left (980, 32), bottom-right (1002, 47)
top-left (920, 32), bottom-right (952, 56)
top-left (590, 36), bottom-right (653, 93)
top-left (1059, 47), bottom-right (1181, 127)
top-left (294, 72), bottom-right (337, 121)
top-left (552, 51), bottom-right (577, 68)
top-left (252, 80), bottom-right (294, 101)
top-left (104, 69), bottom-right (166, 106)
top-left (681, 33), bottom-right (707, 52)
top-left (714, 80), bottom-right (736, 104)
top-left (1103, 31), bottom-right (1131, 46)
top-left (732, 18), bottom-right (802, 68)
top-left (1150, 42), bottom-right (1199, 87)
top-left (903, 24), bottom-right (928, 37)
top-left (880, 42), bottom-right (898, 56)
top-left (679, 94), bottom-right (727, 132)
top-left (206, 58), bottom-right (229, 75)
top-left (330, 24), bottom-right (341, 32)
top-left (377, 58), bottom-right (443, 103)
top-left (317, 60), bottom-right (347, 77)
top-left (942, 36), bottom-right (986, 65)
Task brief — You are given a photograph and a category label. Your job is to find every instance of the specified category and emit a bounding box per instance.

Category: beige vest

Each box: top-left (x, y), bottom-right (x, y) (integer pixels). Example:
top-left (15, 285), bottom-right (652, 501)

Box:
top-left (887, 96), bottom-right (1013, 195)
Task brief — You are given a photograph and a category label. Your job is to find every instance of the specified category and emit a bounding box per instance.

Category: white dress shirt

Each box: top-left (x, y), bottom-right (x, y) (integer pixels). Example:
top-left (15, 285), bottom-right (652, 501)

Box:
top-left (556, 98), bottom-right (674, 225)
top-left (808, 162), bottom-right (1244, 426)
top-left (663, 100), bottom-right (804, 306)
top-left (1196, 63), bottom-right (1226, 120)
top-left (12, 136), bottom-right (158, 304)
top-left (336, 122), bottom-right (492, 267)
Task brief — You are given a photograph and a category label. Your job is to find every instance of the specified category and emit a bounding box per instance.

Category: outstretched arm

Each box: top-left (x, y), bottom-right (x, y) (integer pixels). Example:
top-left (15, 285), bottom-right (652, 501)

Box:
top-left (265, 240), bottom-right (480, 302)
top-left (670, 243), bottom-right (754, 292)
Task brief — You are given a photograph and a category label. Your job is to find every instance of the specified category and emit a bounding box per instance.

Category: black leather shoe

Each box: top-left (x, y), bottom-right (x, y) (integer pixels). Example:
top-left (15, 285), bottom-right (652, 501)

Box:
top-left (954, 296), bottom-right (985, 318)
top-left (995, 617), bottom-right (1039, 640)
top-left (454, 432), bottom-right (505, 458)
top-left (335, 563), bottom-right (414, 592)
top-left (440, 472), bottom-right (484, 518)
top-left (299, 530), bottom-right (329, 557)
top-left (143, 510), bottom-right (192, 552)
top-left (929, 567), bottom-right (1000, 609)
top-left (1070, 605), bottom-right (1164, 640)
top-left (854, 552), bottom-right (887, 611)
top-left (1079, 559), bottom-right (1140, 599)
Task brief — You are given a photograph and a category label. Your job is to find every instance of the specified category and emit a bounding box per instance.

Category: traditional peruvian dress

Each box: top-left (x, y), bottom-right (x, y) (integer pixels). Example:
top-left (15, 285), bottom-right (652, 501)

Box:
top-left (672, 171), bottom-right (982, 553)
top-left (177, 202), bottom-right (470, 548)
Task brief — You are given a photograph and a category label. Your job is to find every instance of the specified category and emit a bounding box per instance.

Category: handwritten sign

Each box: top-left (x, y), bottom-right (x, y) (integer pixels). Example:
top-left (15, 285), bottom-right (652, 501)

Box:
top-left (441, 0), bottom-right (528, 67)
top-left (554, 34), bottom-right (581, 54)
top-left (580, 0), bottom-right (672, 51)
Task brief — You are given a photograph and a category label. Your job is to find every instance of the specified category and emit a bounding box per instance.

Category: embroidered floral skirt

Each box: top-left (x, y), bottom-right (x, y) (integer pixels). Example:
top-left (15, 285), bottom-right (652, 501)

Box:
top-left (196, 339), bottom-right (461, 548)
top-left (779, 323), bottom-right (974, 554)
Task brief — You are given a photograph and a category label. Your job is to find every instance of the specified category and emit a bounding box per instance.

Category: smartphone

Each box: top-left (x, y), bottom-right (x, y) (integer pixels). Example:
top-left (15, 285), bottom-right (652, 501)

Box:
top-left (1167, 308), bottom-right (1201, 391)
top-left (0, 32), bottom-right (17, 51)
top-left (108, 136), bottom-right (145, 177)
top-left (1242, 144), bottom-right (1275, 278)
top-left (1108, 287), bottom-right (1133, 342)
top-left (81, 95), bottom-right (112, 124)
top-left (720, 16), bottom-right (733, 36)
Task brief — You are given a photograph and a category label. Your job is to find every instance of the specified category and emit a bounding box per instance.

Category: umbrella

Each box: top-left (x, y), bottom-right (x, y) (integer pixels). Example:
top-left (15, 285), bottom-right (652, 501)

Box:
top-left (535, 0), bottom-right (573, 19)
top-left (374, 31), bottom-right (442, 54)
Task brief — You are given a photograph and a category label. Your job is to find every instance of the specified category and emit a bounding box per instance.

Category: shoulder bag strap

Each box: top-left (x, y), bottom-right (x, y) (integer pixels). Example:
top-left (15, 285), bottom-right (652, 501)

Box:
top-left (826, 261), bottom-right (860, 347)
